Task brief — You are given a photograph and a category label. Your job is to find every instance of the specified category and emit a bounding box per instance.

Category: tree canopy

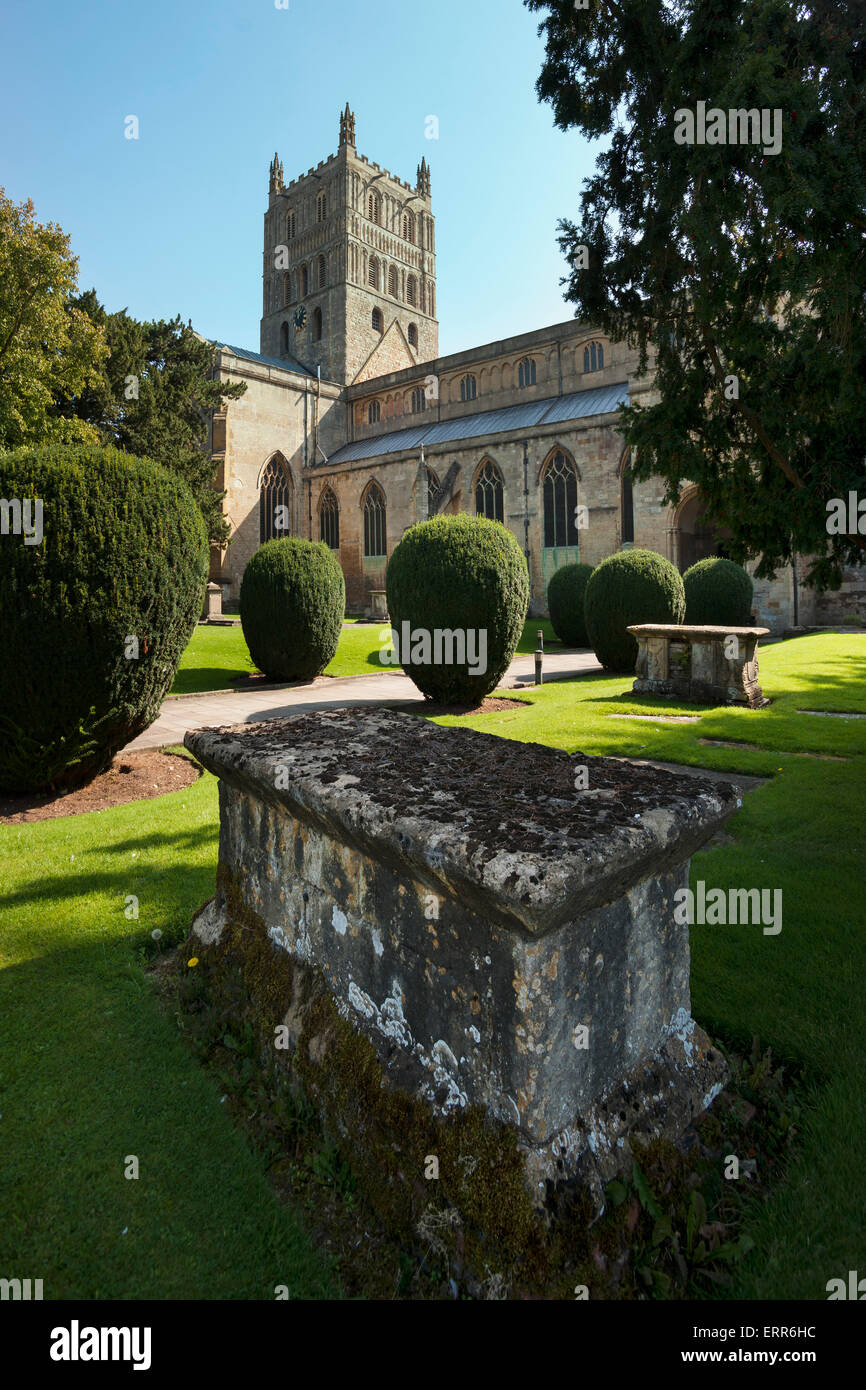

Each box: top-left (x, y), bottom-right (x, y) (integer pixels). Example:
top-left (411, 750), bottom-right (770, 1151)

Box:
top-left (526, 0), bottom-right (866, 586)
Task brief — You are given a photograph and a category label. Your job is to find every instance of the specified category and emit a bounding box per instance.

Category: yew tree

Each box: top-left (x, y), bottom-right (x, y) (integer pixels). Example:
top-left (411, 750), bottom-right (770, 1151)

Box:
top-left (526, 0), bottom-right (866, 587)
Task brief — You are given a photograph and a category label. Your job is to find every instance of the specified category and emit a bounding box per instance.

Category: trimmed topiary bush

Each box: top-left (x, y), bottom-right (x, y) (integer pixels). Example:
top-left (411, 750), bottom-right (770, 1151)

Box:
top-left (584, 549), bottom-right (686, 672)
top-left (385, 514), bottom-right (529, 704)
top-left (684, 556), bottom-right (754, 626)
top-left (240, 537), bottom-right (344, 682)
top-left (547, 563), bottom-right (594, 647)
top-left (0, 444), bottom-right (208, 794)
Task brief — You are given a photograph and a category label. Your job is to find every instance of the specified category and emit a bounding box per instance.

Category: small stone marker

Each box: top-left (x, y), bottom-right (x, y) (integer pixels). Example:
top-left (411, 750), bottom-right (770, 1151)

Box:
top-left (185, 708), bottom-right (736, 1204)
top-left (628, 624), bottom-right (770, 708)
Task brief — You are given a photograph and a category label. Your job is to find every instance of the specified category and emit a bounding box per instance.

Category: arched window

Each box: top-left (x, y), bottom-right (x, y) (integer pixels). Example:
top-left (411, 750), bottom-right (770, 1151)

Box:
top-left (300, 264), bottom-right (309, 298)
top-left (317, 254), bottom-right (326, 289)
top-left (371, 307), bottom-right (383, 334)
top-left (475, 459), bottom-right (504, 523)
top-left (280, 322), bottom-right (289, 355)
top-left (283, 272), bottom-right (292, 307)
top-left (286, 211), bottom-right (296, 240)
top-left (584, 340), bottom-right (604, 372)
top-left (621, 460), bottom-right (634, 545)
top-left (410, 387), bottom-right (426, 414)
top-left (368, 256), bottom-right (379, 289)
top-left (313, 306), bottom-right (323, 342)
top-left (259, 454), bottom-right (293, 545)
top-left (408, 323), bottom-right (418, 348)
top-left (460, 374), bottom-right (477, 402)
top-left (316, 191), bottom-right (327, 222)
top-left (368, 400), bottom-right (381, 424)
top-left (320, 487), bottom-right (339, 550)
top-left (426, 467), bottom-right (440, 516)
top-left (388, 265), bottom-right (398, 298)
top-left (543, 450), bottom-right (580, 549)
top-left (368, 192), bottom-right (381, 224)
top-left (406, 275), bottom-right (418, 307)
top-left (428, 285), bottom-right (435, 317)
top-left (363, 482), bottom-right (386, 557)
top-left (518, 357), bottom-right (536, 389)
top-left (403, 212), bottom-right (415, 243)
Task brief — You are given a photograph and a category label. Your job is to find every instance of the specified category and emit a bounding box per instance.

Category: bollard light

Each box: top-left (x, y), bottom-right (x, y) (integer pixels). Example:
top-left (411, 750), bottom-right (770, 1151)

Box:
top-left (534, 645), bottom-right (543, 685)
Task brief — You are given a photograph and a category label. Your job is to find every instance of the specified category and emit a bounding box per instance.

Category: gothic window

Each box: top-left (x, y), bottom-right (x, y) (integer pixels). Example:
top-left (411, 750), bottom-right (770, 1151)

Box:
top-left (428, 285), bottom-right (435, 316)
top-left (543, 450), bottom-right (580, 548)
top-left (316, 191), bottom-right (327, 222)
top-left (313, 306), bottom-right (323, 342)
top-left (259, 454), bottom-right (292, 545)
top-left (283, 272), bottom-right (292, 307)
top-left (408, 323), bottom-right (418, 348)
top-left (410, 387), bottom-right (426, 414)
top-left (583, 340), bottom-right (604, 372)
top-left (460, 374), bottom-right (477, 402)
top-left (426, 467), bottom-right (440, 515)
top-left (388, 265), bottom-right (398, 298)
top-left (371, 307), bottom-right (383, 334)
top-left (368, 256), bottom-right (380, 289)
top-left (363, 482), bottom-right (387, 557)
top-left (475, 459), bottom-right (504, 523)
top-left (368, 400), bottom-right (381, 424)
top-left (320, 487), bottom-right (339, 550)
top-left (621, 461), bottom-right (634, 544)
top-left (317, 254), bottom-right (326, 289)
top-left (403, 212), bottom-right (415, 243)
top-left (406, 275), bottom-right (418, 307)
top-left (368, 192), bottom-right (381, 224)
top-left (518, 357), bottom-right (536, 389)
top-left (286, 210), bottom-right (296, 240)
top-left (300, 264), bottom-right (309, 298)
top-left (280, 322), bottom-right (289, 354)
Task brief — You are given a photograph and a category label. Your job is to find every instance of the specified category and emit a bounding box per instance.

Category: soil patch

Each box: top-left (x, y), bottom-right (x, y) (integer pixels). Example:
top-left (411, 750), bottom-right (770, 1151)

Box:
top-left (414, 696), bottom-right (531, 716)
top-left (0, 750), bottom-right (201, 824)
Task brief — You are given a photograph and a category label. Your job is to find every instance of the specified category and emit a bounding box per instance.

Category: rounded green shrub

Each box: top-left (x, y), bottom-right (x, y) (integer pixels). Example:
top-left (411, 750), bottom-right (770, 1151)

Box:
top-left (547, 563), bottom-right (594, 647)
top-left (584, 549), bottom-right (686, 672)
top-left (240, 537), bottom-right (344, 682)
top-left (0, 444), bottom-right (208, 794)
top-left (684, 556), bottom-right (754, 626)
top-left (385, 513), bottom-right (529, 704)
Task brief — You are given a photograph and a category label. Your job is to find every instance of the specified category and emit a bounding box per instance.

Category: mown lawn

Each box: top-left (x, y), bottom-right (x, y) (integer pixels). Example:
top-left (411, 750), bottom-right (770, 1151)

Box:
top-left (434, 633), bottom-right (866, 1300)
top-left (2, 633), bottom-right (862, 1299)
top-left (0, 766), bottom-right (334, 1300)
top-left (171, 617), bottom-right (561, 692)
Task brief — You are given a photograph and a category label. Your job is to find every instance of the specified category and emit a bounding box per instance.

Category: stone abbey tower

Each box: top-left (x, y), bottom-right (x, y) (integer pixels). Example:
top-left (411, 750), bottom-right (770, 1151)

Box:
top-left (260, 105), bottom-right (438, 386)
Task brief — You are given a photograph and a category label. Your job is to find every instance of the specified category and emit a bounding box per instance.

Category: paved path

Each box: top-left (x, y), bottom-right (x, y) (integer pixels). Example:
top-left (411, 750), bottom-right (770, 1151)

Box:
top-left (124, 650), bottom-right (602, 752)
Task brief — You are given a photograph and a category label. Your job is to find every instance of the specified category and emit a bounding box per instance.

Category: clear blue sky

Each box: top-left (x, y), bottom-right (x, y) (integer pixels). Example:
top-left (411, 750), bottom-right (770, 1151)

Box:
top-left (0, 0), bottom-right (601, 358)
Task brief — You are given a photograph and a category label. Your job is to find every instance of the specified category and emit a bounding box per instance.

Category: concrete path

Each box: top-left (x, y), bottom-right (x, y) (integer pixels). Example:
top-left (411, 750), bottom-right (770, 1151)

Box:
top-left (124, 649), bottom-right (603, 752)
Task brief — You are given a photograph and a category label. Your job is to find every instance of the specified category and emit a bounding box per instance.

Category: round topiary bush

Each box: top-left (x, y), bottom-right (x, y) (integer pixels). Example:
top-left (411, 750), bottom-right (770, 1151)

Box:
top-left (547, 563), bottom-right (594, 647)
top-left (0, 444), bottom-right (208, 794)
top-left (240, 537), bottom-right (344, 682)
top-left (584, 549), bottom-right (686, 672)
top-left (684, 556), bottom-right (754, 626)
top-left (385, 514), bottom-right (529, 704)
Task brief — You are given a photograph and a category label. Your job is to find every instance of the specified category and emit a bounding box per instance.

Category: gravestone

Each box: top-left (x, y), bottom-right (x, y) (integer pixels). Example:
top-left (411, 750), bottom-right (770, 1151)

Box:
top-left (185, 709), bottom-right (736, 1208)
top-left (628, 623), bottom-right (770, 707)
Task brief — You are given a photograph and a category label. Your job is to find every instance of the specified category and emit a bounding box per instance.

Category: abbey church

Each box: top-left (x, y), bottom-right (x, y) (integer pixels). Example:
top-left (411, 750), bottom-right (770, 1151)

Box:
top-left (204, 107), bottom-right (860, 632)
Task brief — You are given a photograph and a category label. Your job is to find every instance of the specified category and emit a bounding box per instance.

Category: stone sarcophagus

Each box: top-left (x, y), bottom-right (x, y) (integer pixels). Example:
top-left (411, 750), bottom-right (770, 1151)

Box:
top-left (628, 623), bottom-right (771, 708)
top-left (185, 709), bottom-right (737, 1204)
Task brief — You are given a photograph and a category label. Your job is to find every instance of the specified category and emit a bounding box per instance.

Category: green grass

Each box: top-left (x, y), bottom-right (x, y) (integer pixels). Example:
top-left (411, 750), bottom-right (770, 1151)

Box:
top-left (0, 759), bottom-right (334, 1300)
top-left (432, 633), bottom-right (866, 1299)
top-left (5, 632), bottom-right (862, 1299)
top-left (172, 617), bottom-right (563, 692)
